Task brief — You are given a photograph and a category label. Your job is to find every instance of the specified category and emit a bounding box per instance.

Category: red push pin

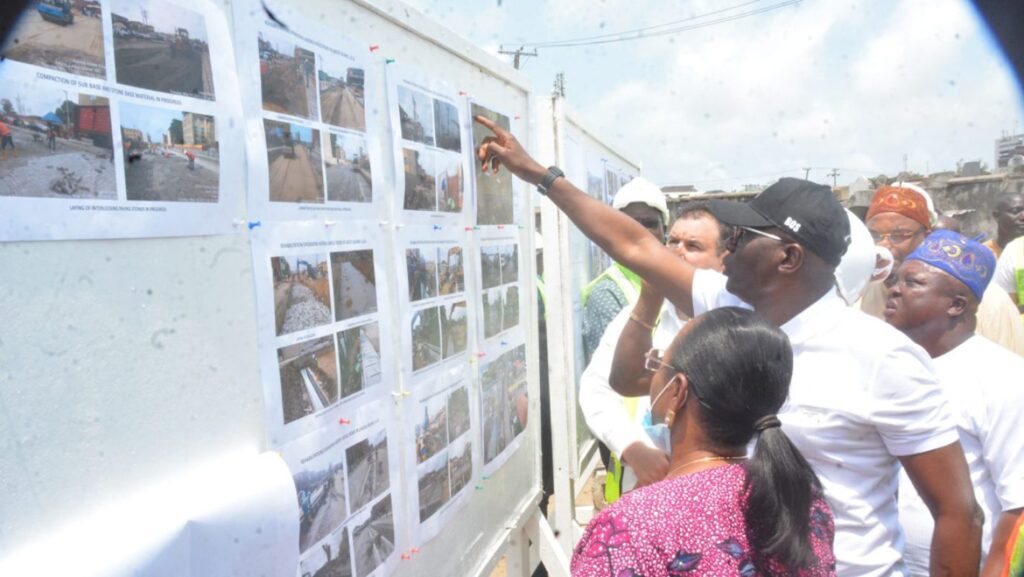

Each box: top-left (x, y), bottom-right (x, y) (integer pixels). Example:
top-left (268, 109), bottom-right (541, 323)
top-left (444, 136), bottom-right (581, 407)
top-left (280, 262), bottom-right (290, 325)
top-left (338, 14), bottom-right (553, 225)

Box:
top-left (401, 553), bottom-right (412, 561)
top-left (411, 547), bottom-right (421, 554)
top-left (476, 352), bottom-right (487, 358)
top-left (514, 115), bottom-right (521, 120)
top-left (464, 226), bottom-right (473, 231)
top-left (458, 90), bottom-right (467, 96)
top-left (496, 224), bottom-right (505, 230)
top-left (338, 417), bottom-right (351, 425)
top-left (369, 44), bottom-right (380, 52)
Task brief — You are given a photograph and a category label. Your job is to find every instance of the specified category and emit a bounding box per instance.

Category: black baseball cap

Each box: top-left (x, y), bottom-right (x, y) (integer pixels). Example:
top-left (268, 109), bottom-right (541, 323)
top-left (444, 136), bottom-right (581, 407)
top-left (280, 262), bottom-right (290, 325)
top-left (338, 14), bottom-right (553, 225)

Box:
top-left (707, 177), bottom-right (850, 266)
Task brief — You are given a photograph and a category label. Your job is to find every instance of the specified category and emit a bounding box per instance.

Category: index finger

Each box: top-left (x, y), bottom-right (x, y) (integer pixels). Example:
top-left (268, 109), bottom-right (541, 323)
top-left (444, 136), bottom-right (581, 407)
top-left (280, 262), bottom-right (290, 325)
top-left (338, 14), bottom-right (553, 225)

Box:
top-left (474, 114), bottom-right (507, 137)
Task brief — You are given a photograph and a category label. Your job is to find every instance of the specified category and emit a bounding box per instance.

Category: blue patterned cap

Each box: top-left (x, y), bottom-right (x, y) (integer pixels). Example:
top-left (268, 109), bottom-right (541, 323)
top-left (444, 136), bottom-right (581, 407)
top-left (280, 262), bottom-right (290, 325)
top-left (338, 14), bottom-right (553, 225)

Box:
top-left (905, 230), bottom-right (995, 300)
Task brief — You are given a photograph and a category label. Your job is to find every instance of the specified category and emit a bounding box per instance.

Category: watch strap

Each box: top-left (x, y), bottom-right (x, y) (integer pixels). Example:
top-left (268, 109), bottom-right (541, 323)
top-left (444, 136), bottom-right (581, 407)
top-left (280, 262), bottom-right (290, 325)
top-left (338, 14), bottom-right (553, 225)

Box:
top-left (537, 166), bottom-right (564, 194)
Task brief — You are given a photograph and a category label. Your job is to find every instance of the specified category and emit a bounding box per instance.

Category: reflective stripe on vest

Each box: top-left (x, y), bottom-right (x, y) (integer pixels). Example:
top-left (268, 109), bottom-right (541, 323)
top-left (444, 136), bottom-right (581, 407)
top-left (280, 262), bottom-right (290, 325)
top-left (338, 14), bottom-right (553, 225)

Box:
top-left (581, 263), bottom-right (643, 307)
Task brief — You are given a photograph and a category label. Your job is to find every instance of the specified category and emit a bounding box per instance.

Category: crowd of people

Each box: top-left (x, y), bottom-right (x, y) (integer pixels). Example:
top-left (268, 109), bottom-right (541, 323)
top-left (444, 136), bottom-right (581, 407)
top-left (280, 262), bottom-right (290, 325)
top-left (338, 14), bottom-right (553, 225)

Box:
top-left (475, 115), bottom-right (1024, 577)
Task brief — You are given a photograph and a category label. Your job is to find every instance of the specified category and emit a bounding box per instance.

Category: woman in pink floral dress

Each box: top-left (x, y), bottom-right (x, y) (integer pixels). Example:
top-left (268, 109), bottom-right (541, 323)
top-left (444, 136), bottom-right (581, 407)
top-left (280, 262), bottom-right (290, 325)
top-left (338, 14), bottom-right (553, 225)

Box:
top-left (571, 307), bottom-right (835, 577)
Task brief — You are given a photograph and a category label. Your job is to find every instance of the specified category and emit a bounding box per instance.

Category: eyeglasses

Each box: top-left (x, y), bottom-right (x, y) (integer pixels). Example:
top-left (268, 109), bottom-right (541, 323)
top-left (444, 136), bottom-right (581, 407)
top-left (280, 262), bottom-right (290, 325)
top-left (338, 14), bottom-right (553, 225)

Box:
top-left (726, 225), bottom-right (784, 250)
top-left (644, 348), bottom-right (675, 373)
top-left (869, 229), bottom-right (923, 244)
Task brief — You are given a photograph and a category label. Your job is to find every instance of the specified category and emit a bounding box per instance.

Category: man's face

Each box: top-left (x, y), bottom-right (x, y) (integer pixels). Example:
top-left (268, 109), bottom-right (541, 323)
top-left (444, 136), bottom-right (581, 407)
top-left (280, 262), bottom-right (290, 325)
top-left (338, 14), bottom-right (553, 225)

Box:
top-left (883, 260), bottom-right (952, 330)
top-left (667, 216), bottom-right (725, 271)
top-left (994, 195), bottom-right (1024, 242)
top-left (721, 225), bottom-right (785, 301)
top-left (866, 212), bottom-right (929, 271)
top-left (620, 202), bottom-right (665, 240)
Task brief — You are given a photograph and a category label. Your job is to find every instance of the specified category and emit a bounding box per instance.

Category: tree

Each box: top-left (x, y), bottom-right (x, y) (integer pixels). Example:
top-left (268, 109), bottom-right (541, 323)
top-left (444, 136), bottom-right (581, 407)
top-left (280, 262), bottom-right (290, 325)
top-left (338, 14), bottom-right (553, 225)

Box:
top-left (53, 100), bottom-right (75, 125)
top-left (1, 98), bottom-right (13, 115)
top-left (168, 118), bottom-right (184, 145)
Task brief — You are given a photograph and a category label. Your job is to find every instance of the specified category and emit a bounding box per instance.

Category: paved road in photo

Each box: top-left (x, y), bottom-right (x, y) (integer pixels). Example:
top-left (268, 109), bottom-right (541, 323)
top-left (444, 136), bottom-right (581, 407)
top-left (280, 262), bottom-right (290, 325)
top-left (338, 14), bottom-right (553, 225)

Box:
top-left (269, 145), bottom-right (323, 202)
top-left (321, 87), bottom-right (365, 130)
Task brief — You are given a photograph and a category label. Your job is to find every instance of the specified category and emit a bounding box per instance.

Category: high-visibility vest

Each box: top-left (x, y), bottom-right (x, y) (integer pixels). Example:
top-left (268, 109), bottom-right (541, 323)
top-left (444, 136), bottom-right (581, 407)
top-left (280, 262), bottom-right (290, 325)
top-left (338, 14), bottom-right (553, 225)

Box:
top-left (581, 263), bottom-right (643, 308)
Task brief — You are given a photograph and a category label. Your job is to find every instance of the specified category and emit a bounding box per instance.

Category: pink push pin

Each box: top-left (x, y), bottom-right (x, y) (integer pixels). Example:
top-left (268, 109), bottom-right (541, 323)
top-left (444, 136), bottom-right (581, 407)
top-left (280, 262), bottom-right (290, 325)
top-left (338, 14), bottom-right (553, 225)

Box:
top-left (338, 418), bottom-right (351, 425)
top-left (369, 44), bottom-right (380, 52)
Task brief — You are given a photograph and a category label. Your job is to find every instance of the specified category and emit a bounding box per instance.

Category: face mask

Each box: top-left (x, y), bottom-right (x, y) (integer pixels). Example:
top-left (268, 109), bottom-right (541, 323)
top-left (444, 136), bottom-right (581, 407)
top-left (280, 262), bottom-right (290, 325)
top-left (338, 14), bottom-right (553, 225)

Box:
top-left (642, 377), bottom-right (685, 455)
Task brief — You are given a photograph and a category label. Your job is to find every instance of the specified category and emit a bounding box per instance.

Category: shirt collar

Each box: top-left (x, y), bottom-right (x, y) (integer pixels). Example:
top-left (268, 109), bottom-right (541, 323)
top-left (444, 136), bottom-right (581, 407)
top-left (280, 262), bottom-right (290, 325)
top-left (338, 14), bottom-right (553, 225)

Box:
top-left (778, 288), bottom-right (846, 346)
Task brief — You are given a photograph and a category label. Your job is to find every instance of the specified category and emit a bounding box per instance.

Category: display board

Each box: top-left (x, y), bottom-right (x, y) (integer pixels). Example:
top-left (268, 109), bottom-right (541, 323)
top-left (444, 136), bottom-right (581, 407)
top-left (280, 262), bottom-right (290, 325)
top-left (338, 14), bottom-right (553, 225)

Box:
top-left (534, 95), bottom-right (642, 556)
top-left (0, 1), bottom-right (546, 577)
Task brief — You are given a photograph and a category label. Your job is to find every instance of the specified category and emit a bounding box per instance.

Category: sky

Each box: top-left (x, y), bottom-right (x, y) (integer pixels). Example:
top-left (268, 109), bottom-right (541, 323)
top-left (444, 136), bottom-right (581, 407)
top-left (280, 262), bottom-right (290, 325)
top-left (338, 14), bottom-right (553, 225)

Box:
top-left (111, 0), bottom-right (209, 43)
top-left (403, 0), bottom-right (1024, 191)
top-left (119, 102), bottom-right (181, 142)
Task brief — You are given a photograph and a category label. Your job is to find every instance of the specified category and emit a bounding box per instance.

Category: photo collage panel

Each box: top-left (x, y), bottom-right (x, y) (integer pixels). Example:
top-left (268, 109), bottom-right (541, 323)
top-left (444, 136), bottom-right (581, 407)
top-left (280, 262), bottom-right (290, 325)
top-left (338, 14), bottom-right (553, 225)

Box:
top-left (480, 345), bottom-right (528, 465)
top-left (406, 243), bottom-right (468, 372)
top-left (470, 103), bottom-right (514, 225)
top-left (271, 249), bottom-right (381, 425)
top-left (258, 28), bottom-right (372, 206)
top-left (479, 243), bottom-right (520, 340)
top-left (396, 84), bottom-right (464, 214)
top-left (414, 381), bottom-right (473, 523)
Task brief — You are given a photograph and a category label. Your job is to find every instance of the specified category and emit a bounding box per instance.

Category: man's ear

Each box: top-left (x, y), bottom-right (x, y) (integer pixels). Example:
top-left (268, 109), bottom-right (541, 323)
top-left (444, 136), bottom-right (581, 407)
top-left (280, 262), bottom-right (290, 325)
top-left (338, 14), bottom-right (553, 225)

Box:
top-left (947, 294), bottom-right (969, 318)
top-left (778, 243), bottom-right (805, 274)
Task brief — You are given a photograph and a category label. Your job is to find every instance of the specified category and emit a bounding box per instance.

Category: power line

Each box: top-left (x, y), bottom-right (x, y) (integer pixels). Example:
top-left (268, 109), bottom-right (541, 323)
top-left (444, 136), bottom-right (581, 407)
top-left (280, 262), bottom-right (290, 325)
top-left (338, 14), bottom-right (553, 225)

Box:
top-left (511, 0), bottom-right (801, 49)
top-left (515, 0), bottom-right (765, 48)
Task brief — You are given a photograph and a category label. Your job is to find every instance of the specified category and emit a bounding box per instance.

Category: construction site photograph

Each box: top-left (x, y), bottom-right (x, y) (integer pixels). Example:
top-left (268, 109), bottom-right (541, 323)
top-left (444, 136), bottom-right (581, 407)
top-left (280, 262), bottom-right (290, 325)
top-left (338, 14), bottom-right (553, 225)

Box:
top-left (294, 450), bottom-right (348, 553)
top-left (345, 429), bottom-right (389, 513)
top-left (259, 31), bottom-right (317, 120)
top-left (325, 131), bottom-right (371, 203)
top-left (410, 306), bottom-right (441, 371)
top-left (299, 526), bottom-right (352, 577)
top-left (397, 85), bottom-right (434, 146)
top-left (265, 119), bottom-right (324, 204)
top-left (432, 98), bottom-right (461, 152)
top-left (417, 452), bottom-right (451, 522)
top-left (277, 335), bottom-right (339, 425)
top-left (120, 102), bottom-right (218, 202)
top-left (440, 302), bottom-right (467, 359)
top-left (330, 249), bottom-right (378, 322)
top-left (482, 288), bottom-right (504, 339)
top-left (319, 57), bottom-right (365, 131)
top-left (437, 154), bottom-right (463, 213)
top-left (447, 385), bottom-right (470, 440)
top-left (111, 0), bottom-right (214, 99)
top-left (337, 322), bottom-right (382, 400)
top-left (416, 390), bottom-right (449, 464)
top-left (0, 86), bottom-right (115, 199)
top-left (480, 246), bottom-right (502, 290)
top-left (499, 244), bottom-right (519, 284)
top-left (481, 374), bottom-right (509, 464)
top-left (447, 436), bottom-right (473, 496)
top-left (471, 103), bottom-right (514, 225)
top-left (502, 285), bottom-right (520, 332)
top-left (272, 254), bottom-right (332, 336)
top-left (405, 247), bottom-right (438, 302)
top-left (402, 147), bottom-right (436, 211)
top-left (2, 0), bottom-right (106, 79)
top-left (509, 380), bottom-right (528, 437)
top-left (352, 496), bottom-right (394, 577)
top-left (438, 246), bottom-right (465, 296)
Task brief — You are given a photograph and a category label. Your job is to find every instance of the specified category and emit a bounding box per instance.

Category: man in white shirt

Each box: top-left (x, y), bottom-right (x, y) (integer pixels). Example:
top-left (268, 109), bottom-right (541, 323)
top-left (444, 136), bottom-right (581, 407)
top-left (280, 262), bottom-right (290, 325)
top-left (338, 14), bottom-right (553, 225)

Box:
top-left (994, 235), bottom-right (1024, 313)
top-left (475, 116), bottom-right (982, 577)
top-left (885, 230), bottom-right (1024, 577)
top-left (579, 204), bottom-right (728, 494)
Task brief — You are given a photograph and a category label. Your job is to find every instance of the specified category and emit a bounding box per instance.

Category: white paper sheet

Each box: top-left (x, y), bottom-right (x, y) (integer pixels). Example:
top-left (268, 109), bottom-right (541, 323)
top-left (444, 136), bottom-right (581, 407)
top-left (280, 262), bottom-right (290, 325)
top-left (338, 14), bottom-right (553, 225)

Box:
top-left (0, 0), bottom-right (244, 241)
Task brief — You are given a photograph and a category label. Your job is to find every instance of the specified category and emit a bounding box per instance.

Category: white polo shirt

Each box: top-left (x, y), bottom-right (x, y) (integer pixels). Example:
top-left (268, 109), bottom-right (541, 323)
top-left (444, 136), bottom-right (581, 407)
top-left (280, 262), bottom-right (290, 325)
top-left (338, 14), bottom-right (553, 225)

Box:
top-left (691, 269), bottom-right (959, 577)
top-left (579, 302), bottom-right (685, 489)
top-left (899, 335), bottom-right (1024, 576)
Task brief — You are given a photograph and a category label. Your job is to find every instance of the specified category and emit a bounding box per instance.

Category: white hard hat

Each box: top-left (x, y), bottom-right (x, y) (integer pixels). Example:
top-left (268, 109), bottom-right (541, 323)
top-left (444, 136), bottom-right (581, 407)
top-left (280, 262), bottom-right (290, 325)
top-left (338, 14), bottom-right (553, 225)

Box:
top-left (834, 209), bottom-right (877, 305)
top-left (611, 177), bottom-right (669, 225)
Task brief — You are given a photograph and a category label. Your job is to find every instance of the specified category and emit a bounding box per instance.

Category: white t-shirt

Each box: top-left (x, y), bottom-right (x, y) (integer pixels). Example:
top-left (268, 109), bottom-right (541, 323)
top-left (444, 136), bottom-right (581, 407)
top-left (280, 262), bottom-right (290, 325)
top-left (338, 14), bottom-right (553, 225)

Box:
top-left (994, 236), bottom-right (1024, 297)
top-left (899, 335), bottom-right (1024, 576)
top-left (579, 303), bottom-right (685, 490)
top-left (691, 269), bottom-right (959, 577)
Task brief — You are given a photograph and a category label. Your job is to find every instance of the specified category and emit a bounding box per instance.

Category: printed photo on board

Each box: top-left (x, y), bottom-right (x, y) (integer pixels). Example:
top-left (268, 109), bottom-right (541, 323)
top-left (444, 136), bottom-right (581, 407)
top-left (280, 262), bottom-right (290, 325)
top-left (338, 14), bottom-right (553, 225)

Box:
top-left (447, 435), bottom-right (473, 496)
top-left (297, 526), bottom-right (351, 577)
top-left (406, 248), bottom-right (438, 302)
top-left (437, 246), bottom-right (465, 295)
top-left (447, 385), bottom-right (470, 440)
top-left (482, 288), bottom-right (503, 339)
top-left (346, 429), bottom-right (389, 513)
top-left (352, 496), bottom-right (394, 577)
top-left (471, 103), bottom-right (513, 225)
top-left (120, 103), bottom-right (218, 202)
top-left (0, 87), bottom-right (115, 199)
top-left (432, 98), bottom-right (461, 152)
top-left (259, 31), bottom-right (317, 119)
top-left (294, 452), bottom-right (348, 553)
top-left (319, 56), bottom-right (365, 131)
top-left (436, 154), bottom-right (463, 213)
top-left (417, 452), bottom-right (451, 522)
top-left (402, 148), bottom-right (436, 211)
top-left (397, 85), bottom-right (434, 146)
top-left (264, 119), bottom-right (324, 203)
top-left (410, 306), bottom-right (441, 371)
top-left (325, 131), bottom-right (371, 203)
top-left (440, 302), bottom-right (468, 359)
top-left (337, 323), bottom-right (381, 400)
top-left (278, 335), bottom-right (339, 425)
top-left (330, 249), bottom-right (378, 322)
top-left (111, 0), bottom-right (215, 100)
top-left (1, 0), bottom-right (106, 78)
top-left (502, 285), bottom-right (520, 332)
top-left (416, 392), bottom-right (448, 464)
top-left (499, 244), bottom-right (518, 284)
top-left (271, 254), bottom-right (332, 336)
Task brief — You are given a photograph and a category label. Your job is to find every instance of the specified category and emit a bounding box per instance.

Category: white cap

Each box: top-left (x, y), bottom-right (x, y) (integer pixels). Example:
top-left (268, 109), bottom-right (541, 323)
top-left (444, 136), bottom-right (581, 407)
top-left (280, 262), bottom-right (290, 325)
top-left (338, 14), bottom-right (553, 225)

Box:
top-left (611, 177), bottom-right (669, 225)
top-left (834, 208), bottom-right (877, 305)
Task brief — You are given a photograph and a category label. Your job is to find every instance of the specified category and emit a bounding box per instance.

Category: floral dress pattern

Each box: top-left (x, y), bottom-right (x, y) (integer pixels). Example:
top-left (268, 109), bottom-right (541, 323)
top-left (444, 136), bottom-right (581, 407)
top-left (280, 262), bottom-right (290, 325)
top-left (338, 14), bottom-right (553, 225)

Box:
top-left (570, 464), bottom-right (836, 577)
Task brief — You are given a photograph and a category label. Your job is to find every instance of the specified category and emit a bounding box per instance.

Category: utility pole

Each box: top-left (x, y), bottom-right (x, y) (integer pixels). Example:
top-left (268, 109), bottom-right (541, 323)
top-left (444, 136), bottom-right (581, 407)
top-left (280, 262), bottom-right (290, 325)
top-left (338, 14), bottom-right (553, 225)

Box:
top-left (498, 46), bottom-right (538, 70)
top-left (903, 153), bottom-right (908, 174)
top-left (827, 168), bottom-right (840, 189)
top-left (553, 72), bottom-right (566, 97)
top-left (803, 167), bottom-right (811, 180)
